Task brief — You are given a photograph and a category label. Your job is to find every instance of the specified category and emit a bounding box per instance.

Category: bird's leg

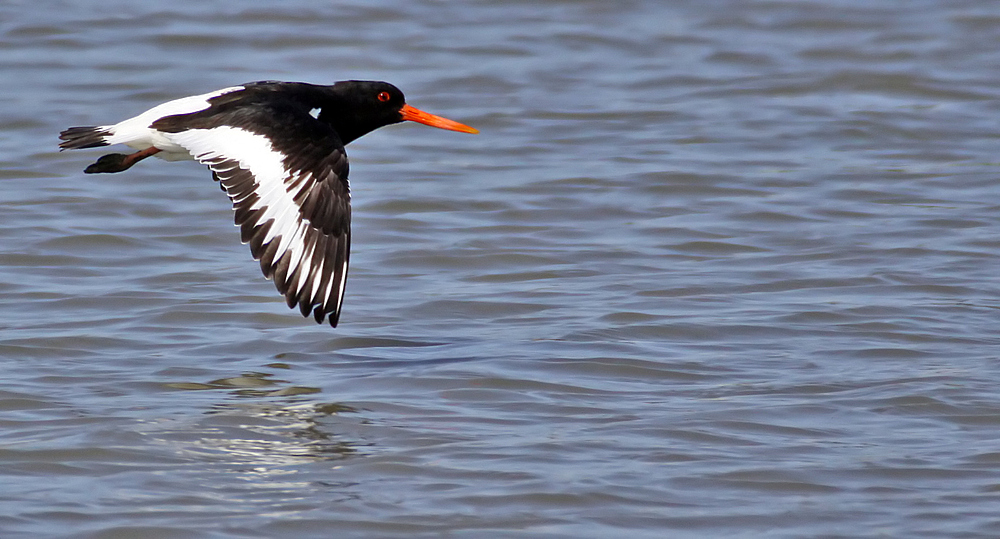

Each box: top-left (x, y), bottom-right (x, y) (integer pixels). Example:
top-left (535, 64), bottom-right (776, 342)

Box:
top-left (84, 146), bottom-right (161, 174)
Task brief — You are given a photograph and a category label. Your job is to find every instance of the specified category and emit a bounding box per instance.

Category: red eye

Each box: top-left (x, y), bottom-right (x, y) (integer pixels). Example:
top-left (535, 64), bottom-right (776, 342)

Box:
top-left (377, 91), bottom-right (391, 102)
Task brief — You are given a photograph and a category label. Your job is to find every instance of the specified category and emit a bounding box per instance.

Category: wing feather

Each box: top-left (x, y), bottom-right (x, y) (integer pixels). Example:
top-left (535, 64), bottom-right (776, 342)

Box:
top-left (163, 116), bottom-right (351, 326)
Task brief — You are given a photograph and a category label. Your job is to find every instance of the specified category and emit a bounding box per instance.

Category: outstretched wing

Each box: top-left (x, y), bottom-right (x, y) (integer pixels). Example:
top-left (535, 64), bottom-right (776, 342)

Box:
top-left (154, 105), bottom-right (352, 326)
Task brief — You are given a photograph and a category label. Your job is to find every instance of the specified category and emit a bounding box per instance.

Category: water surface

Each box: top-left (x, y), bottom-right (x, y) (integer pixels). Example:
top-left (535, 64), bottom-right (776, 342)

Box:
top-left (3, 1), bottom-right (1000, 537)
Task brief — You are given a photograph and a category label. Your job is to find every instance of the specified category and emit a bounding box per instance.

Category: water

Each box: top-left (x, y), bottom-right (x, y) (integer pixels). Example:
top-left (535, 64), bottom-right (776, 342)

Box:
top-left (3, 0), bottom-right (1000, 537)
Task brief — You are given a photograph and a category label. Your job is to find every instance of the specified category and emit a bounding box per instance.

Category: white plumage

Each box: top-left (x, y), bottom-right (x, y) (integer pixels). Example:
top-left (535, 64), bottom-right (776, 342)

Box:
top-left (102, 86), bottom-right (245, 160)
top-left (59, 80), bottom-right (477, 326)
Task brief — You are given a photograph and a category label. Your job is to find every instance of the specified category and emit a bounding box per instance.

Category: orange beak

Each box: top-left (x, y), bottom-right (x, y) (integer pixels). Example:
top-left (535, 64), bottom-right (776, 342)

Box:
top-left (400, 104), bottom-right (479, 134)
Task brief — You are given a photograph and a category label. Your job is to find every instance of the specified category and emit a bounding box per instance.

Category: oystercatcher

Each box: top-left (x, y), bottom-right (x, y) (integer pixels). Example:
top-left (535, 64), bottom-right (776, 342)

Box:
top-left (59, 80), bottom-right (477, 327)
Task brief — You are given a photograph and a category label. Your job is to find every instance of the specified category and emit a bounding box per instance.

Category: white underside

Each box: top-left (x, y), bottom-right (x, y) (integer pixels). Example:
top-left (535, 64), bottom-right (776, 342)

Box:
top-left (92, 91), bottom-right (346, 318)
top-left (167, 126), bottom-right (339, 303)
top-left (102, 86), bottom-right (245, 160)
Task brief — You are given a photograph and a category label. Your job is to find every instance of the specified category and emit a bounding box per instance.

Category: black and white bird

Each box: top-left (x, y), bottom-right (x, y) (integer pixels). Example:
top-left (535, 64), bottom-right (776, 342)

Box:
top-left (59, 80), bottom-right (477, 327)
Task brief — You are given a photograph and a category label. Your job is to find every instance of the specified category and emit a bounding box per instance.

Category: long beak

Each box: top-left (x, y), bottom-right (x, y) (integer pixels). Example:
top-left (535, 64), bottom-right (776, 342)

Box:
top-left (400, 104), bottom-right (479, 134)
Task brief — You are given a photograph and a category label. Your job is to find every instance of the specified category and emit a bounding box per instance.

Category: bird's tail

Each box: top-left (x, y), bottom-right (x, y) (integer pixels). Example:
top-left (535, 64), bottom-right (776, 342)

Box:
top-left (58, 126), bottom-right (112, 150)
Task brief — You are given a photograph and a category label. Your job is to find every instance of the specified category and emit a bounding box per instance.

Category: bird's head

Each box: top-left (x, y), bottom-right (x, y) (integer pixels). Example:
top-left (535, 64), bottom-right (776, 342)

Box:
top-left (326, 81), bottom-right (477, 144)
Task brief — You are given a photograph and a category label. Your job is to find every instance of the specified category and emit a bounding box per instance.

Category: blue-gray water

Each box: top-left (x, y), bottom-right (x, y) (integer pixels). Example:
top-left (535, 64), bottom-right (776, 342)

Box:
top-left (4, 1), bottom-right (1000, 537)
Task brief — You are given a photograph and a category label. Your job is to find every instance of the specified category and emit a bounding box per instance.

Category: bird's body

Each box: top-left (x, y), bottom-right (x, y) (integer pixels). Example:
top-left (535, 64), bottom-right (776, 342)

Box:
top-left (59, 80), bottom-right (477, 327)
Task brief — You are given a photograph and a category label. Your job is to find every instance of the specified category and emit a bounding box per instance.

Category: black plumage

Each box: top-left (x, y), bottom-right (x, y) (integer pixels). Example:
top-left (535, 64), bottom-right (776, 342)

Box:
top-left (59, 80), bottom-right (477, 326)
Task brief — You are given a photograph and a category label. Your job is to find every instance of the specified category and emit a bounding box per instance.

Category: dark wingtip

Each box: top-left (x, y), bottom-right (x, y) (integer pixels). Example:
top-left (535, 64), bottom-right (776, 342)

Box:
top-left (308, 304), bottom-right (339, 327)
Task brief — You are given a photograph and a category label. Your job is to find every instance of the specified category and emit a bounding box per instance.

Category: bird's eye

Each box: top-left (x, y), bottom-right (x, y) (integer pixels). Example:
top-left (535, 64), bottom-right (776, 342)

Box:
top-left (377, 91), bottom-right (391, 102)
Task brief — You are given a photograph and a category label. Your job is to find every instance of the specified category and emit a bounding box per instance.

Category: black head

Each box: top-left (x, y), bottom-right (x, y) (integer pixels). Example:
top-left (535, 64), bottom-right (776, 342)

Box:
top-left (323, 80), bottom-right (477, 144)
top-left (322, 81), bottom-right (406, 144)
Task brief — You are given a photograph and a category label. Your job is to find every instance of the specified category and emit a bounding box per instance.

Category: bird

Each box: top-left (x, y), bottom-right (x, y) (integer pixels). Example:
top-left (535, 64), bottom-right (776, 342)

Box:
top-left (58, 80), bottom-right (478, 327)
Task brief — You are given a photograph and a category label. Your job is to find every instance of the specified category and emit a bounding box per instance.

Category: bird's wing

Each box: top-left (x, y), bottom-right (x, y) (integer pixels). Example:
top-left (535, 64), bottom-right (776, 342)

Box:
top-left (155, 106), bottom-right (352, 326)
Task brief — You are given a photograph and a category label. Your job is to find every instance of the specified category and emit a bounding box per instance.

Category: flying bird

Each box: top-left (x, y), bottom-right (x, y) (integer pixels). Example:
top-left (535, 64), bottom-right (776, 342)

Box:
top-left (59, 80), bottom-right (478, 327)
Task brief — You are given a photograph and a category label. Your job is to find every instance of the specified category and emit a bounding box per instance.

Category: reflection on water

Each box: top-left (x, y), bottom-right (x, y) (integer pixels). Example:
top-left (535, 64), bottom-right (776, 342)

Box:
top-left (162, 372), bottom-right (364, 464)
top-left (198, 401), bottom-right (363, 463)
top-left (4, 0), bottom-right (1000, 537)
top-left (166, 371), bottom-right (321, 397)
